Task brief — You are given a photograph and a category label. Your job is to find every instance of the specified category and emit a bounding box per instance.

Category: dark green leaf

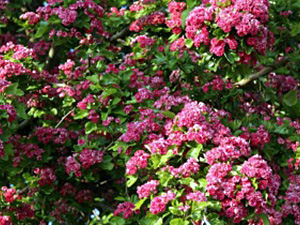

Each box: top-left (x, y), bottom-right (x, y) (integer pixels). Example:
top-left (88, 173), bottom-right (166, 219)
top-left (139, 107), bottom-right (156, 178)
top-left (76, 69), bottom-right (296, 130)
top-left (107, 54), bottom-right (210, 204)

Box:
top-left (283, 90), bottom-right (298, 106)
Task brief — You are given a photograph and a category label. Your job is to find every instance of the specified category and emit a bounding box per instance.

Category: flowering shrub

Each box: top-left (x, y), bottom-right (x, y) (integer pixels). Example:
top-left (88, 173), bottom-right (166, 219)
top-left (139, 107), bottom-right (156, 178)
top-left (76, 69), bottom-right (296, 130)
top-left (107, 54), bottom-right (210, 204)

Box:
top-left (0, 0), bottom-right (299, 224)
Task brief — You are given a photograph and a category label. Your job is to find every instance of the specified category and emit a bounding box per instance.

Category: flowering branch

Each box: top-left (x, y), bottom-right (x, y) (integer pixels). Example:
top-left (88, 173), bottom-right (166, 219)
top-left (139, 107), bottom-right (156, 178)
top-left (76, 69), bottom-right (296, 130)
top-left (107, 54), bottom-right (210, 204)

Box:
top-left (234, 56), bottom-right (289, 87)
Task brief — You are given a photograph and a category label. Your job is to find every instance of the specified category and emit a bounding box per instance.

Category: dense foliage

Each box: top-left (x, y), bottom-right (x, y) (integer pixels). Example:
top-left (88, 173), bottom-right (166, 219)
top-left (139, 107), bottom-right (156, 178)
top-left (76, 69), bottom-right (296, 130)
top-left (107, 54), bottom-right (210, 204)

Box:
top-left (0, 0), bottom-right (300, 224)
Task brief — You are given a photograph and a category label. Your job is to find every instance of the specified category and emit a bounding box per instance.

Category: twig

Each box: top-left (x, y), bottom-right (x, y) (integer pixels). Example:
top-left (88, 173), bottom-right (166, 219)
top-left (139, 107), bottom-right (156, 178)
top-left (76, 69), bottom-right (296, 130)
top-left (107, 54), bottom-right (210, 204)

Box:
top-left (110, 27), bottom-right (129, 42)
top-left (17, 186), bottom-right (29, 195)
top-left (94, 202), bottom-right (115, 212)
top-left (17, 119), bottom-right (31, 130)
top-left (55, 107), bottom-right (75, 128)
top-left (234, 56), bottom-right (289, 87)
top-left (92, 209), bottom-right (101, 221)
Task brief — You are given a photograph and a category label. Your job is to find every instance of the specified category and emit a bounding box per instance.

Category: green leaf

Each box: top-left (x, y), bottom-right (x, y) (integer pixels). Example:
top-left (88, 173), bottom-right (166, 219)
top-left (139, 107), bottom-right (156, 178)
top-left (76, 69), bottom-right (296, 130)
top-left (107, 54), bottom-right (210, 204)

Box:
top-left (74, 110), bottom-right (89, 120)
top-left (283, 90), bottom-right (298, 106)
top-left (112, 97), bottom-right (121, 105)
top-left (86, 75), bottom-right (99, 84)
top-left (186, 0), bottom-right (197, 8)
top-left (35, 26), bottom-right (49, 38)
top-left (114, 196), bottom-right (126, 201)
top-left (170, 218), bottom-right (188, 225)
top-left (261, 213), bottom-right (270, 225)
top-left (85, 121), bottom-right (97, 134)
top-left (133, 198), bottom-right (147, 210)
top-left (181, 9), bottom-right (192, 28)
top-left (225, 52), bottom-right (239, 64)
top-left (100, 162), bottom-right (114, 170)
top-left (4, 83), bottom-right (18, 95)
top-left (273, 125), bottom-right (289, 135)
top-left (102, 88), bottom-right (118, 99)
top-left (15, 103), bottom-right (28, 119)
top-left (157, 171), bottom-right (172, 187)
top-left (162, 111), bottom-right (176, 119)
top-left (33, 109), bottom-right (45, 118)
top-left (127, 175), bottom-right (138, 187)
top-left (145, 216), bottom-right (163, 225)
top-left (161, 150), bottom-right (174, 165)
top-left (3, 143), bottom-right (13, 161)
top-left (185, 38), bottom-right (194, 49)
top-left (168, 33), bottom-right (180, 43)
top-left (186, 144), bottom-right (203, 160)
top-left (110, 217), bottom-right (125, 225)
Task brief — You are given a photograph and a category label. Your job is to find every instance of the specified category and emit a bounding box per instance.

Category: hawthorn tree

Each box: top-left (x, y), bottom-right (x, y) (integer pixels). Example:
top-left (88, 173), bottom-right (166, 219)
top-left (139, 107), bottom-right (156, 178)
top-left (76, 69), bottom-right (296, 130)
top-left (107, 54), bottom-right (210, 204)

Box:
top-left (0, 0), bottom-right (300, 224)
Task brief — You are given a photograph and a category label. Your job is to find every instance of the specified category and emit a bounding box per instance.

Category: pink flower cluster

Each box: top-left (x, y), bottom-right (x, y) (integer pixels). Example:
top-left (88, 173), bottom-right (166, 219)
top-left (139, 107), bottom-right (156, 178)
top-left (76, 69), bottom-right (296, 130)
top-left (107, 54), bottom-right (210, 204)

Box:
top-left (163, 157), bottom-right (200, 178)
top-left (65, 155), bottom-right (82, 177)
top-left (34, 167), bottom-right (57, 186)
top-left (185, 0), bottom-right (273, 57)
top-left (0, 216), bottom-right (12, 225)
top-left (147, 137), bottom-right (168, 155)
top-left (0, 59), bottom-right (27, 79)
top-left (76, 189), bottom-right (92, 203)
top-left (0, 79), bottom-right (11, 92)
top-left (126, 150), bottom-right (150, 175)
top-left (14, 204), bottom-right (35, 220)
top-left (165, 2), bottom-right (186, 34)
top-left (87, 109), bottom-right (99, 123)
top-left (135, 88), bottom-right (154, 103)
top-left (34, 0), bottom-right (107, 38)
top-left (206, 155), bottom-right (282, 223)
top-left (59, 183), bottom-right (77, 196)
top-left (50, 199), bottom-right (76, 223)
top-left (131, 35), bottom-right (156, 48)
top-left (206, 136), bottom-right (251, 165)
top-left (0, 105), bottom-right (16, 122)
top-left (106, 7), bottom-right (126, 17)
top-left (21, 143), bottom-right (45, 161)
top-left (202, 76), bottom-right (233, 92)
top-left (120, 118), bottom-right (160, 143)
top-left (33, 127), bottom-right (79, 145)
top-left (281, 175), bottom-right (300, 224)
top-left (20, 12), bottom-right (41, 24)
top-left (1, 187), bottom-right (16, 203)
top-left (79, 149), bottom-right (103, 169)
top-left (0, 41), bottom-right (37, 60)
top-left (105, 64), bottom-right (119, 74)
top-left (266, 73), bottom-right (297, 95)
top-left (130, 12), bottom-right (165, 32)
top-left (150, 191), bottom-right (176, 214)
top-left (59, 59), bottom-right (75, 76)
top-left (137, 180), bottom-right (159, 199)
top-left (114, 201), bottom-right (137, 219)
top-left (240, 155), bottom-right (272, 179)
top-left (186, 191), bottom-right (207, 202)
top-left (0, 0), bottom-right (8, 10)
top-left (77, 94), bottom-right (95, 110)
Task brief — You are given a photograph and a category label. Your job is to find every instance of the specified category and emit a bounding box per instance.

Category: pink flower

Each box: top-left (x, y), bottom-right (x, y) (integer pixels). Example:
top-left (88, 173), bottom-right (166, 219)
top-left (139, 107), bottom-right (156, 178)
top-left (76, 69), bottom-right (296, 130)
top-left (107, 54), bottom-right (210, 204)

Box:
top-left (137, 180), bottom-right (159, 199)
top-left (210, 38), bottom-right (225, 56)
top-left (126, 150), bottom-right (150, 175)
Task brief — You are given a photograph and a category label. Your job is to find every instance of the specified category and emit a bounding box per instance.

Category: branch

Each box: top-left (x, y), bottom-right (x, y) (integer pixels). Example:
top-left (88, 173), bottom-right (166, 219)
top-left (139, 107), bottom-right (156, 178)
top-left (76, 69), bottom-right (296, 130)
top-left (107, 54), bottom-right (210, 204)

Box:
top-left (94, 202), bottom-right (115, 212)
top-left (17, 186), bottom-right (29, 195)
top-left (234, 56), bottom-right (289, 87)
top-left (92, 209), bottom-right (101, 221)
top-left (17, 119), bottom-right (31, 130)
top-left (110, 27), bottom-right (129, 42)
top-left (55, 107), bottom-right (75, 128)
